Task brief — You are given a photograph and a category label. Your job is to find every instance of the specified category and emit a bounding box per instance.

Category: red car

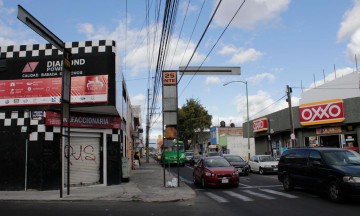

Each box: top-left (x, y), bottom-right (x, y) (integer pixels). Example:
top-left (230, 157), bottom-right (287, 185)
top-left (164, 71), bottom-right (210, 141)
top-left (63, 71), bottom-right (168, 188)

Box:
top-left (193, 156), bottom-right (239, 188)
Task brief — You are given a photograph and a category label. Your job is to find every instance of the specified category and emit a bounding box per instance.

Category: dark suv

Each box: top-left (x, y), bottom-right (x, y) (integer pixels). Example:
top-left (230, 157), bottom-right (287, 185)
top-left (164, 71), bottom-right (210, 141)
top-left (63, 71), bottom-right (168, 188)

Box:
top-left (278, 147), bottom-right (360, 202)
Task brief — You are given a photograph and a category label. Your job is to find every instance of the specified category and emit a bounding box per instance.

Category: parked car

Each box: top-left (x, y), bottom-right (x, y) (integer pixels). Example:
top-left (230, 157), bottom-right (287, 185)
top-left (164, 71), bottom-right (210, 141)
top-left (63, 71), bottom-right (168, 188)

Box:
top-left (205, 151), bottom-right (222, 157)
top-left (185, 151), bottom-right (194, 164)
top-left (278, 147), bottom-right (360, 202)
top-left (193, 156), bottom-right (239, 188)
top-left (248, 155), bottom-right (278, 174)
top-left (223, 154), bottom-right (250, 175)
top-left (190, 155), bottom-right (201, 166)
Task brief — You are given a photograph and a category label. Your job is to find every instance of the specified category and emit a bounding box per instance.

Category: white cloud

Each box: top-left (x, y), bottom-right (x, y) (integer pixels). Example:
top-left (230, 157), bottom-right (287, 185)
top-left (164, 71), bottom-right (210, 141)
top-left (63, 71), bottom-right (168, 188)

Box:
top-left (337, 0), bottom-right (360, 41)
top-left (205, 76), bottom-right (221, 85)
top-left (131, 93), bottom-right (145, 106)
top-left (219, 45), bottom-right (263, 64)
top-left (213, 0), bottom-right (290, 30)
top-left (77, 23), bottom-right (95, 36)
top-left (247, 73), bottom-right (275, 84)
top-left (346, 29), bottom-right (360, 61)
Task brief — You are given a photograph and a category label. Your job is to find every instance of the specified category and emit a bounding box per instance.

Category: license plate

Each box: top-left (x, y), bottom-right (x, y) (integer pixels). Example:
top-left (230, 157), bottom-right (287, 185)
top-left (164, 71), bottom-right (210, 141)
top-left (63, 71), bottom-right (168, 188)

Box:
top-left (273, 168), bottom-right (278, 171)
top-left (238, 168), bottom-right (242, 172)
top-left (221, 178), bottom-right (229, 183)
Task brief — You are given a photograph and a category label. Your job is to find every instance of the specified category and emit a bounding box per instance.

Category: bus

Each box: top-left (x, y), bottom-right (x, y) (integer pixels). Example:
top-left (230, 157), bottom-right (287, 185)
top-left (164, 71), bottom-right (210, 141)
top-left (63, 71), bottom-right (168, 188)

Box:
top-left (162, 139), bottom-right (186, 166)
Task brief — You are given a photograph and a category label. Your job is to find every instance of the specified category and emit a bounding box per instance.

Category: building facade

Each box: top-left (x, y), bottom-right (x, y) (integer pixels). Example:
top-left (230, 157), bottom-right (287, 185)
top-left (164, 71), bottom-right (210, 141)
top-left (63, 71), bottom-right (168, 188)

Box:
top-left (0, 40), bottom-right (139, 190)
top-left (244, 72), bottom-right (360, 157)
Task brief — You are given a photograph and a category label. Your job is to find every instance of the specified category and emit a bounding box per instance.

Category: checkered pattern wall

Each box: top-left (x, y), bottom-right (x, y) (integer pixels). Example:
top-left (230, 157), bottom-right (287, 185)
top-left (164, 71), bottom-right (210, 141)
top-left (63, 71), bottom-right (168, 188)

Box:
top-left (0, 40), bottom-right (116, 59)
top-left (0, 111), bottom-right (121, 142)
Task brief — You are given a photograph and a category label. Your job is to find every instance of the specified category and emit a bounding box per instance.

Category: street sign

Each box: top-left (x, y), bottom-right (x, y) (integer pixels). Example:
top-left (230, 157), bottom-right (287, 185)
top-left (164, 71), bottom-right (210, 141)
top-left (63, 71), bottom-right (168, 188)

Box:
top-left (17, 5), bottom-right (64, 51)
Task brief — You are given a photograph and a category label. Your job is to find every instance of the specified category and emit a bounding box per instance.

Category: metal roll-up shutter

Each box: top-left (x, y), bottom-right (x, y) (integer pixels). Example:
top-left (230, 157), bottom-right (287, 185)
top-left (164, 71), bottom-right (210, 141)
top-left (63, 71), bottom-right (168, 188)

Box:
top-left (64, 133), bottom-right (101, 186)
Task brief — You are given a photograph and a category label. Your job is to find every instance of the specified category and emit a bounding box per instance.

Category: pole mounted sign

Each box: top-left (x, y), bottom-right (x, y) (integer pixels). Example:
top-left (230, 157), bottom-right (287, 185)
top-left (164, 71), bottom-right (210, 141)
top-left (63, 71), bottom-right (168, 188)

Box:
top-left (17, 5), bottom-right (64, 51)
top-left (18, 4), bottom-right (71, 198)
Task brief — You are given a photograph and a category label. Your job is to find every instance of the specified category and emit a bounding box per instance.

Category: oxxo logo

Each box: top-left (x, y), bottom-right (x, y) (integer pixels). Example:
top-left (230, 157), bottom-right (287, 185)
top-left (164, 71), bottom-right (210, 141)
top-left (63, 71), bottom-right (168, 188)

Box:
top-left (300, 99), bottom-right (345, 126)
top-left (253, 118), bottom-right (268, 132)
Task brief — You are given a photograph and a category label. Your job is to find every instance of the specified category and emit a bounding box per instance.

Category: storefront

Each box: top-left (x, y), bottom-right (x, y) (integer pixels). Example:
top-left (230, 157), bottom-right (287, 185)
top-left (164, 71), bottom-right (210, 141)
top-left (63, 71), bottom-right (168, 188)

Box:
top-left (0, 40), bottom-right (127, 190)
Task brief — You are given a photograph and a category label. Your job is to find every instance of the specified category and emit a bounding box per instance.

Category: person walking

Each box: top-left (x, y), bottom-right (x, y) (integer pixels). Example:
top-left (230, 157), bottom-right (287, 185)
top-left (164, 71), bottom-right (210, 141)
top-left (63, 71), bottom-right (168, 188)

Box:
top-left (134, 151), bottom-right (141, 166)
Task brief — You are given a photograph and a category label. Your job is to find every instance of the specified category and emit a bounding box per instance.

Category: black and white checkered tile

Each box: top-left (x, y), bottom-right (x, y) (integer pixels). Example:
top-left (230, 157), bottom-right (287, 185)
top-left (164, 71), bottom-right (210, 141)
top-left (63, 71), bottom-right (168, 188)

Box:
top-left (0, 40), bottom-right (116, 59)
top-left (0, 111), bottom-right (121, 142)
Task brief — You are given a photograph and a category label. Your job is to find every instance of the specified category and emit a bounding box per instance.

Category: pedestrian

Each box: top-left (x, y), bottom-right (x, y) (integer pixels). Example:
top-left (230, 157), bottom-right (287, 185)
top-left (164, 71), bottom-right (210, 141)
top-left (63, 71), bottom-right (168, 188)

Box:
top-left (134, 152), bottom-right (141, 166)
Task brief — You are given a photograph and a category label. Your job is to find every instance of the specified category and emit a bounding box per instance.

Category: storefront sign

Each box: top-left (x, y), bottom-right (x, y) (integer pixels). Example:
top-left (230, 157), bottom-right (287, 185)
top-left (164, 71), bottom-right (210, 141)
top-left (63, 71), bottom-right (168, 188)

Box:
top-left (299, 99), bottom-right (345, 126)
top-left (0, 75), bottom-right (108, 106)
top-left (316, 127), bottom-right (342, 135)
top-left (253, 118), bottom-right (268, 132)
top-left (45, 111), bottom-right (121, 129)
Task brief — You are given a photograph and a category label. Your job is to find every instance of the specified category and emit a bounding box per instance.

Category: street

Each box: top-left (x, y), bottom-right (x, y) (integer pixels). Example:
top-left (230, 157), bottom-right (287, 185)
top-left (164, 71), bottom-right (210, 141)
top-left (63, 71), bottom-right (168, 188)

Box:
top-left (1, 164), bottom-right (360, 216)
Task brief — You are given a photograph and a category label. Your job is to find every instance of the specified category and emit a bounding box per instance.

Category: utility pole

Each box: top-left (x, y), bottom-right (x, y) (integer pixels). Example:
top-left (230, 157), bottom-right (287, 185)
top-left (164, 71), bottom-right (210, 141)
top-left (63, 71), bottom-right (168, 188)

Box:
top-left (145, 88), bottom-right (150, 163)
top-left (286, 85), bottom-right (295, 147)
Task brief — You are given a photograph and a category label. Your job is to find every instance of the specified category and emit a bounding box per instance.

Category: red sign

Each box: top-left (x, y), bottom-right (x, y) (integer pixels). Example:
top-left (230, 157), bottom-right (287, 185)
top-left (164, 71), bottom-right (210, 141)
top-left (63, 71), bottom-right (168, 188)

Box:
top-left (45, 111), bottom-right (121, 129)
top-left (253, 118), bottom-right (268, 132)
top-left (299, 99), bottom-right (345, 126)
top-left (0, 75), bottom-right (108, 106)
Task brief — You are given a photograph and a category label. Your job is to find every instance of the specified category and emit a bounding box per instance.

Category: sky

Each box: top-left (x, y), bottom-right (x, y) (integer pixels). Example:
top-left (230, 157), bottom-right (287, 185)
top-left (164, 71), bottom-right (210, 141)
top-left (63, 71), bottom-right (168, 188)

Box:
top-left (1, 0), bottom-right (360, 145)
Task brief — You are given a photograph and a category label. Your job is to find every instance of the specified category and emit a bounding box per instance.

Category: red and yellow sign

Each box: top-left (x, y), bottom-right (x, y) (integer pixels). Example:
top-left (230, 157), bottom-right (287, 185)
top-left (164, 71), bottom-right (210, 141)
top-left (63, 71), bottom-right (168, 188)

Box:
top-left (299, 99), bottom-right (345, 126)
top-left (253, 118), bottom-right (268, 133)
top-left (163, 71), bottom-right (177, 85)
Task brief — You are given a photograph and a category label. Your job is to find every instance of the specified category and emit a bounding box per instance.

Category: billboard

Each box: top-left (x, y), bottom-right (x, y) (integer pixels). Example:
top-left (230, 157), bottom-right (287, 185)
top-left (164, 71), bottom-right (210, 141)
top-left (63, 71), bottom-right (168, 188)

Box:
top-left (0, 40), bottom-right (115, 108)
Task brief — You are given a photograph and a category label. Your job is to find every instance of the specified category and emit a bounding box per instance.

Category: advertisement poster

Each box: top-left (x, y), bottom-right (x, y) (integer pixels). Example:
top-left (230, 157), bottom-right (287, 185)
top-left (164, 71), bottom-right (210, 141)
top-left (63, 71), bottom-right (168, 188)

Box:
top-left (0, 75), bottom-right (108, 106)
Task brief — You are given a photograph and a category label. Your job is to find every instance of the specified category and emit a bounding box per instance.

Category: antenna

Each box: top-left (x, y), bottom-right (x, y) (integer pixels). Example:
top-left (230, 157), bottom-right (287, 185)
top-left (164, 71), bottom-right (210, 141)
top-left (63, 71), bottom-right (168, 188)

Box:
top-left (323, 69), bottom-right (325, 83)
top-left (313, 74), bottom-right (316, 88)
top-left (356, 54), bottom-right (359, 72)
top-left (334, 64), bottom-right (337, 79)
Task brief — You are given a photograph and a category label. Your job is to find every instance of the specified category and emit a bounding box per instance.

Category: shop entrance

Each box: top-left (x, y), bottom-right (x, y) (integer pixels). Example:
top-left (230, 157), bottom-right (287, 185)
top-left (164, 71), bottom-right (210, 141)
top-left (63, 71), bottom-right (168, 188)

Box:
top-left (320, 135), bottom-right (340, 148)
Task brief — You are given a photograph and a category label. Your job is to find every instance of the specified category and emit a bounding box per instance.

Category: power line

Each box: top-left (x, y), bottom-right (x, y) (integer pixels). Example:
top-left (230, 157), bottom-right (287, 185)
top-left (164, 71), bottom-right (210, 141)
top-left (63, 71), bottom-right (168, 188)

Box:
top-left (169, 0), bottom-right (191, 69)
top-left (179, 0), bottom-right (247, 97)
top-left (250, 95), bottom-right (287, 119)
top-left (177, 0), bottom-right (223, 84)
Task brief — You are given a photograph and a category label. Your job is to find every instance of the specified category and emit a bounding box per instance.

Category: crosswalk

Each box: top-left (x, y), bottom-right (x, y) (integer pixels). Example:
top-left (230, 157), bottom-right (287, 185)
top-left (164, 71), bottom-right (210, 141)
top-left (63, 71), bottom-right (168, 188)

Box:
top-left (202, 188), bottom-right (299, 203)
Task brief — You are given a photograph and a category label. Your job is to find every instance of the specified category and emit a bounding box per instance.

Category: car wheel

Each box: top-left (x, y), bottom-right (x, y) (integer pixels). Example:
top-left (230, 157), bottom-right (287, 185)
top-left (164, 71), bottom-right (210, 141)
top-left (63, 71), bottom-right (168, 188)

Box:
top-left (283, 174), bottom-right (294, 191)
top-left (259, 167), bottom-right (264, 175)
top-left (201, 177), bottom-right (207, 189)
top-left (249, 166), bottom-right (252, 173)
top-left (327, 181), bottom-right (343, 202)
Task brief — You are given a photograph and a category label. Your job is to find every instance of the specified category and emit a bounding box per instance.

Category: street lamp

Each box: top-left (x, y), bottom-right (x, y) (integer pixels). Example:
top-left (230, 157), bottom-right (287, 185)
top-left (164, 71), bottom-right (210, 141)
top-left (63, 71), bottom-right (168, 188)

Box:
top-left (223, 80), bottom-right (250, 160)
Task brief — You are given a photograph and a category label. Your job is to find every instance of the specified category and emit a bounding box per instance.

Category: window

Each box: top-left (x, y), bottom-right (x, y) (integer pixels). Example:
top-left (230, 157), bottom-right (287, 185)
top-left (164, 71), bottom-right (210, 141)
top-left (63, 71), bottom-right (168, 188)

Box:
top-left (0, 59), bottom-right (6, 72)
top-left (309, 150), bottom-right (322, 164)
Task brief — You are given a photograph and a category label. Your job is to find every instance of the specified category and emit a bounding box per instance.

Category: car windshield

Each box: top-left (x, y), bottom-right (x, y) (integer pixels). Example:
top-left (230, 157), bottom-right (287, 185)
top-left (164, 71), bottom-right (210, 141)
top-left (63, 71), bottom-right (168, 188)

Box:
top-left (204, 158), bottom-right (231, 167)
top-left (207, 152), bottom-right (220, 156)
top-left (322, 150), bottom-right (360, 166)
top-left (224, 155), bottom-right (244, 162)
top-left (259, 156), bottom-right (277, 162)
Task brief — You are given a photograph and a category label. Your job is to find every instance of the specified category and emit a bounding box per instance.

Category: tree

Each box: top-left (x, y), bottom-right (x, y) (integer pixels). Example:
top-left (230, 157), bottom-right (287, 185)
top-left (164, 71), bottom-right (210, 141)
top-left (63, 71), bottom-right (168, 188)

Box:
top-left (178, 98), bottom-right (212, 149)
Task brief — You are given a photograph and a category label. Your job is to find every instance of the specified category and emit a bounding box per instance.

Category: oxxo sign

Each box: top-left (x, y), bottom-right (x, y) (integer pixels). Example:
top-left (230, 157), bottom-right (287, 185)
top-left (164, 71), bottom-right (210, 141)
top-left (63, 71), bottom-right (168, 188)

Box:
top-left (253, 118), bottom-right (268, 132)
top-left (299, 99), bottom-right (345, 126)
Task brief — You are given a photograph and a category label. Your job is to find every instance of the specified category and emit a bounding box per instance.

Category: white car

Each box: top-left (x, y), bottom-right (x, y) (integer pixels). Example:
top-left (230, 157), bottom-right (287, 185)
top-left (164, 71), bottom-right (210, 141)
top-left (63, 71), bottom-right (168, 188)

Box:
top-left (248, 155), bottom-right (278, 175)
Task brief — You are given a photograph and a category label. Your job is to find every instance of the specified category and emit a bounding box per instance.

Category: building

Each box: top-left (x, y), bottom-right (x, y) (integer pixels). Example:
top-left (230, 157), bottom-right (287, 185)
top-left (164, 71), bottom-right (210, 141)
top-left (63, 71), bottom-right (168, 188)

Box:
top-left (244, 71), bottom-right (360, 157)
top-left (210, 123), bottom-right (255, 160)
top-left (0, 40), bottom-right (140, 190)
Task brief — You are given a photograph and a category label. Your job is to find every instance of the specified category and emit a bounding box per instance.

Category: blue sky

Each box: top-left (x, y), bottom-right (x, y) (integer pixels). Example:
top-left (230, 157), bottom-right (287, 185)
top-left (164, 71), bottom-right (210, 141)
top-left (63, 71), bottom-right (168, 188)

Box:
top-left (1, 0), bottom-right (360, 144)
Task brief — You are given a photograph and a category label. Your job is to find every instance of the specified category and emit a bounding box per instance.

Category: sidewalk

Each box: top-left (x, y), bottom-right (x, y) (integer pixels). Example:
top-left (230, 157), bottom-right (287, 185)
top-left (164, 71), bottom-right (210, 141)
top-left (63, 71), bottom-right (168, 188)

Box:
top-left (0, 157), bottom-right (196, 202)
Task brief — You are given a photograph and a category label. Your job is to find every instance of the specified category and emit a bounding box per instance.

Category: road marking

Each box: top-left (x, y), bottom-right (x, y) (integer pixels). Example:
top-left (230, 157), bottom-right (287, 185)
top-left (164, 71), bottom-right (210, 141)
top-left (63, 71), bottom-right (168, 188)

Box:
top-left (223, 191), bottom-right (254, 202)
top-left (239, 185), bottom-right (283, 189)
top-left (260, 189), bottom-right (298, 198)
top-left (243, 190), bottom-right (276, 199)
top-left (204, 192), bottom-right (229, 203)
